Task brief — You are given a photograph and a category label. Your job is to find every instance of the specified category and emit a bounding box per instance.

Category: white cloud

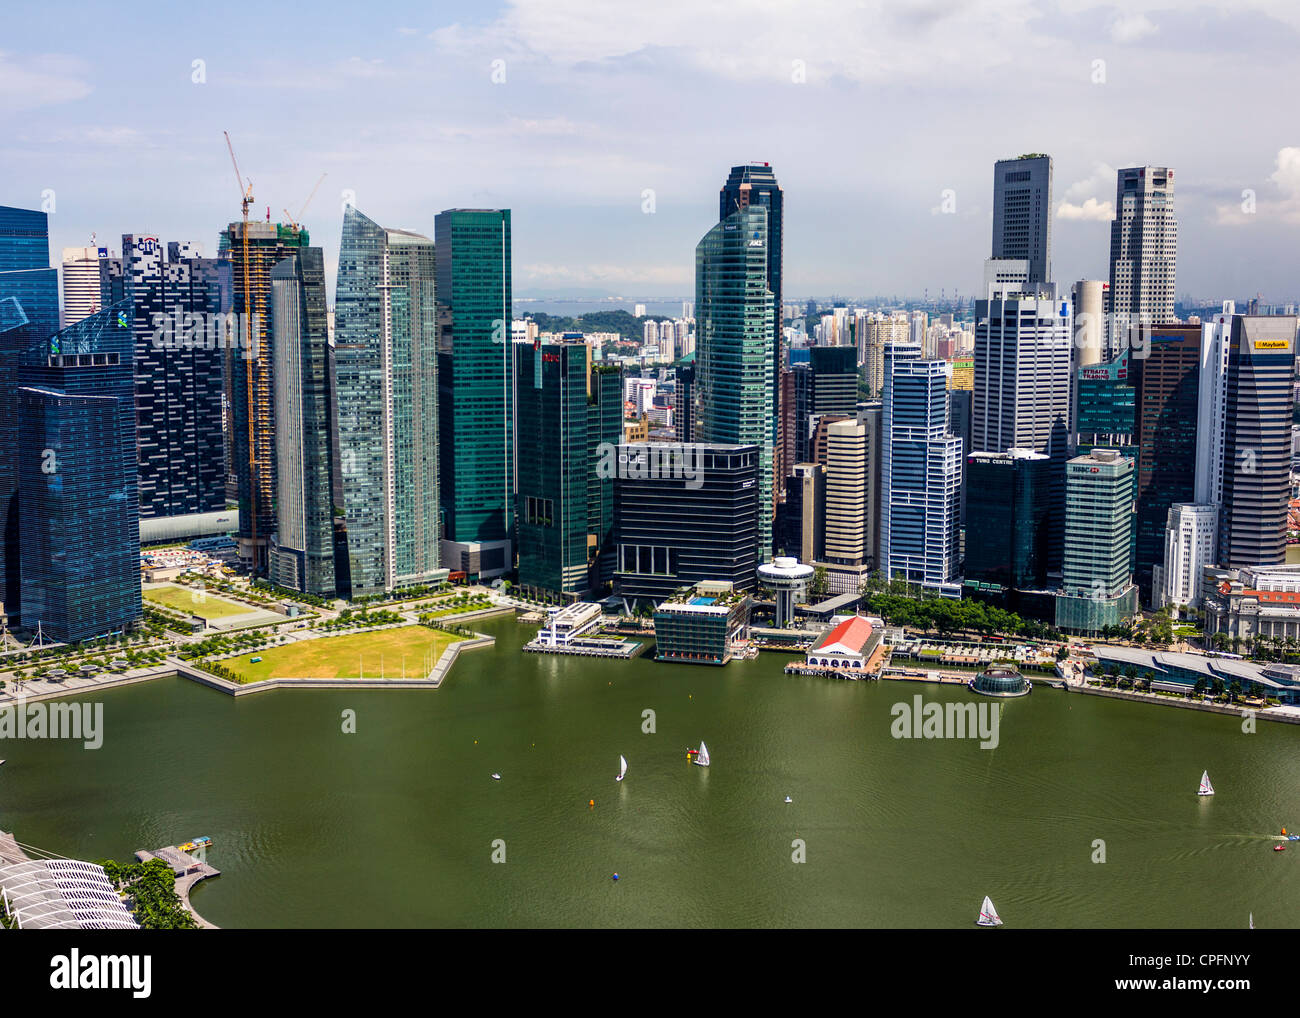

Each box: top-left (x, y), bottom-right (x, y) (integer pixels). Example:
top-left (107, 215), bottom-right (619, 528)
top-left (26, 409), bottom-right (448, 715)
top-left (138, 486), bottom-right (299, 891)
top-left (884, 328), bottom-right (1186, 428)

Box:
top-left (1062, 162), bottom-right (1118, 202)
top-left (1057, 197), bottom-right (1114, 221)
top-left (0, 52), bottom-right (93, 114)
top-left (1217, 146), bottom-right (1300, 225)
top-left (1109, 12), bottom-right (1157, 44)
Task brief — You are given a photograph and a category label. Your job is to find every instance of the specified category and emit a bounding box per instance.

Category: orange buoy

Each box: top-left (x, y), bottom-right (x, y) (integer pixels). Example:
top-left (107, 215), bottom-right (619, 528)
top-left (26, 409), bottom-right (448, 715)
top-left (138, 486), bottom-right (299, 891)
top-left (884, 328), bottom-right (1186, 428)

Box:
top-left (588, 799), bottom-right (594, 808)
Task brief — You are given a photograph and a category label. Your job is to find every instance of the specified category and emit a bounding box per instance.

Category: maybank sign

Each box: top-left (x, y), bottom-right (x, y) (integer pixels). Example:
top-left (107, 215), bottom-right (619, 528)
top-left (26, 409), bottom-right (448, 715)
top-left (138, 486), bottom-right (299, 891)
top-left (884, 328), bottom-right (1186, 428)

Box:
top-left (1254, 339), bottom-right (1290, 350)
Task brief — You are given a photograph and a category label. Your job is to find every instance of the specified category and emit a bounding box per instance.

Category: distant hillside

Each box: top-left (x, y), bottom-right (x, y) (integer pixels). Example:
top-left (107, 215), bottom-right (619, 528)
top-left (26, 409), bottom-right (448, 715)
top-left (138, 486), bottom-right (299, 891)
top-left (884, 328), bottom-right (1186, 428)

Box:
top-left (524, 309), bottom-right (670, 342)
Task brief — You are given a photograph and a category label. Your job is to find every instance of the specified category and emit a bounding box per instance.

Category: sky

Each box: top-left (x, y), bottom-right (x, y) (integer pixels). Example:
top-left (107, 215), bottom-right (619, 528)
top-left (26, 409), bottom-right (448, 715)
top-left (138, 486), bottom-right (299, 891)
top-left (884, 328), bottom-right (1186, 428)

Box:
top-left (3, 0), bottom-right (1299, 304)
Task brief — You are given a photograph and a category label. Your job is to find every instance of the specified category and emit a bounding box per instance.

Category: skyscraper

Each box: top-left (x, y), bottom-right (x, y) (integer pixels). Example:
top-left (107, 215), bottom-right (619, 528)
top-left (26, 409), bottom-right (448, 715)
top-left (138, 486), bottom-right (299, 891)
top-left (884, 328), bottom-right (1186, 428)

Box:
top-left (992, 154), bottom-right (1053, 285)
top-left (0, 206), bottom-right (59, 344)
top-left (61, 245), bottom-right (110, 327)
top-left (1056, 448), bottom-right (1138, 633)
top-left (881, 351), bottom-right (962, 594)
top-left (267, 249), bottom-right (337, 596)
top-left (695, 205), bottom-right (775, 559)
top-left (17, 300), bottom-right (142, 641)
top-left (1107, 166), bottom-right (1177, 338)
top-left (819, 418), bottom-right (870, 594)
top-left (222, 219), bottom-right (312, 573)
top-left (719, 164), bottom-right (783, 504)
top-left (125, 235), bottom-right (232, 521)
top-left (335, 206), bottom-right (441, 597)
top-left (436, 208), bottom-right (513, 580)
top-left (1197, 311), bottom-right (1297, 568)
top-left (515, 342), bottom-right (621, 600)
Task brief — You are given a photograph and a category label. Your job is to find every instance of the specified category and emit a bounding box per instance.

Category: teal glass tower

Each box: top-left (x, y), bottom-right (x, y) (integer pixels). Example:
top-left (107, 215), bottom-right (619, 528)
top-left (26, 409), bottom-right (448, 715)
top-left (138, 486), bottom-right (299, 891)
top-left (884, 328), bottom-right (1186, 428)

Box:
top-left (335, 206), bottom-right (441, 597)
top-left (695, 207), bottom-right (774, 559)
top-left (436, 209), bottom-right (513, 579)
top-left (514, 341), bottom-right (622, 600)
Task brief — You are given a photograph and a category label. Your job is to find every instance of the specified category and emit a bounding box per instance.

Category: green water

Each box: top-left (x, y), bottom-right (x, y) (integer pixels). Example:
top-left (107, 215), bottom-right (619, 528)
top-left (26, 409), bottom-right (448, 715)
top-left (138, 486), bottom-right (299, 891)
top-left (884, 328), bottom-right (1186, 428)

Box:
top-left (1, 616), bottom-right (1294, 928)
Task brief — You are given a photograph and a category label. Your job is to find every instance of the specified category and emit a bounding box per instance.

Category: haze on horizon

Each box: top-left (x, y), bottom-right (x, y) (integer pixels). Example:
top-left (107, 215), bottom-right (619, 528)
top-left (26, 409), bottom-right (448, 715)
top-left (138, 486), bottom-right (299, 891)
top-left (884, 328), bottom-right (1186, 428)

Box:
top-left (3, 0), bottom-right (1299, 304)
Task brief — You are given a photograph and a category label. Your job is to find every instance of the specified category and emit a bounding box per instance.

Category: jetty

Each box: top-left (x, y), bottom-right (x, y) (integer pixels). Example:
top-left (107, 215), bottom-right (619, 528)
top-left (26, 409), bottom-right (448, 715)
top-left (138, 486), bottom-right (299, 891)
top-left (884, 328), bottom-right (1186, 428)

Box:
top-left (135, 844), bottom-right (221, 929)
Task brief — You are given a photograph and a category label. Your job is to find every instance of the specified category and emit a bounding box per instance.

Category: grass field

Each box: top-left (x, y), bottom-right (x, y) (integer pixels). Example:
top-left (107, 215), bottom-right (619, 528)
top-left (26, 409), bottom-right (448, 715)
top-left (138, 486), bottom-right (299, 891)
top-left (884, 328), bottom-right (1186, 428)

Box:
top-left (219, 626), bottom-right (459, 682)
top-left (144, 584), bottom-right (254, 620)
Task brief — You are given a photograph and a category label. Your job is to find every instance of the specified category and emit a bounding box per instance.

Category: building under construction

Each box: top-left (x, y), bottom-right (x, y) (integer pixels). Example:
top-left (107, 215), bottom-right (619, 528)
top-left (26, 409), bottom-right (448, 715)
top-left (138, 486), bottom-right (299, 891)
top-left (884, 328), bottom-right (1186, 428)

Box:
top-left (220, 219), bottom-right (310, 573)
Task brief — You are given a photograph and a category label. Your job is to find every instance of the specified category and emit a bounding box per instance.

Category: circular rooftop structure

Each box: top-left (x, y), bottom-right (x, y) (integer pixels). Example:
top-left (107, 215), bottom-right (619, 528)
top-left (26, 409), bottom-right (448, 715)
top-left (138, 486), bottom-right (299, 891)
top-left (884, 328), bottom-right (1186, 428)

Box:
top-left (758, 557), bottom-right (815, 585)
top-left (970, 664), bottom-right (1030, 698)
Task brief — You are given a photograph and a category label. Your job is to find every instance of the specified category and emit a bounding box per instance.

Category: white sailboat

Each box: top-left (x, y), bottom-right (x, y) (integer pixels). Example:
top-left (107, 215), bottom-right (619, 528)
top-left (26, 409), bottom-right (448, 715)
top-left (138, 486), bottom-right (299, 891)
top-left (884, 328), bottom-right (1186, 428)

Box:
top-left (694, 741), bottom-right (710, 767)
top-left (616, 755), bottom-right (627, 782)
top-left (1249, 912), bottom-right (1254, 929)
top-left (976, 895), bottom-right (1002, 927)
top-left (1198, 770), bottom-right (1214, 796)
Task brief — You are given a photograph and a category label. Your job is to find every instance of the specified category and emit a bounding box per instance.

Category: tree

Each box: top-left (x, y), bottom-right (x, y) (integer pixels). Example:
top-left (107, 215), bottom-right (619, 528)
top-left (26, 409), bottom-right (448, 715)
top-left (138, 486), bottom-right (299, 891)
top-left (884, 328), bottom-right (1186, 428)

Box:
top-left (810, 566), bottom-right (829, 600)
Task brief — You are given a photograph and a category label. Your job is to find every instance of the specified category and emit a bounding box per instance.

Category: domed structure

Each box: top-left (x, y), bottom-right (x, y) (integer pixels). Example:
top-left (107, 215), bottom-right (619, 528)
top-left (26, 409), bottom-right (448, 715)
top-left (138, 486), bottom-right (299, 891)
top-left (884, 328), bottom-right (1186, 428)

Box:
top-left (757, 556), bottom-right (815, 628)
top-left (970, 663), bottom-right (1030, 697)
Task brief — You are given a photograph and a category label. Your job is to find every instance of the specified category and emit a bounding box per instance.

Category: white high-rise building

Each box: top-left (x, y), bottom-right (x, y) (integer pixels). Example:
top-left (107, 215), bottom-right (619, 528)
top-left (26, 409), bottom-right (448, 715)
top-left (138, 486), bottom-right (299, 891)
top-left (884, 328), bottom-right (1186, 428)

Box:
top-left (1155, 503), bottom-right (1218, 610)
top-left (634, 303), bottom-right (646, 317)
top-left (1107, 166), bottom-right (1177, 341)
top-left (60, 245), bottom-right (108, 327)
top-left (624, 377), bottom-right (657, 415)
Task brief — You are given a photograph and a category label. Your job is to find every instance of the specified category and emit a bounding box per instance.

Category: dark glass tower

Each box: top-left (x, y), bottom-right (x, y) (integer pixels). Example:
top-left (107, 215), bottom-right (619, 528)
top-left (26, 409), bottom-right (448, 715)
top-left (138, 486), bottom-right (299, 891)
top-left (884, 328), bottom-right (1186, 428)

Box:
top-left (267, 249), bottom-right (337, 596)
top-left (17, 300), bottom-right (142, 640)
top-left (335, 206), bottom-right (441, 597)
top-left (0, 205), bottom-right (59, 343)
top-left (125, 235), bottom-right (232, 520)
top-left (696, 206), bottom-right (774, 559)
top-left (992, 155), bottom-right (1053, 285)
top-left (719, 164), bottom-right (783, 500)
top-left (436, 209), bottom-right (513, 579)
top-left (515, 342), bottom-right (621, 600)
top-left (964, 450), bottom-right (1052, 593)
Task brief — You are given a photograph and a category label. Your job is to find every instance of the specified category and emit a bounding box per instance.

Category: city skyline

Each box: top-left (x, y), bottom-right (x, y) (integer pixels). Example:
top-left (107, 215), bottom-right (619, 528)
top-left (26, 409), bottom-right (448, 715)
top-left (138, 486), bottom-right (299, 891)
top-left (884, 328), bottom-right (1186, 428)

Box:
top-left (4, 2), bottom-right (1300, 303)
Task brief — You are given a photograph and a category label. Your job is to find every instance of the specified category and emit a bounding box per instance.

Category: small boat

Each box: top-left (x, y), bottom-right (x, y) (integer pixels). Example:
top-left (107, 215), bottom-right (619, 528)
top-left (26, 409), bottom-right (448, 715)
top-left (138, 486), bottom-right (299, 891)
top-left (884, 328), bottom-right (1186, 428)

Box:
top-left (1250, 913), bottom-right (1255, 929)
top-left (616, 755), bottom-right (627, 782)
top-left (784, 796), bottom-right (793, 804)
top-left (694, 741), bottom-right (710, 767)
top-left (1197, 770), bottom-right (1214, 796)
top-left (1274, 844), bottom-right (1286, 852)
top-left (976, 895), bottom-right (1002, 926)
top-left (491, 773), bottom-right (501, 781)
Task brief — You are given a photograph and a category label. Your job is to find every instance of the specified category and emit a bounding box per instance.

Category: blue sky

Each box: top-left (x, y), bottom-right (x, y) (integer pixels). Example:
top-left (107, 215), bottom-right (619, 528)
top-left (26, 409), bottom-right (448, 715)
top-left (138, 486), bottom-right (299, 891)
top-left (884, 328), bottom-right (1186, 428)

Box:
top-left (4, 0), bottom-right (1299, 302)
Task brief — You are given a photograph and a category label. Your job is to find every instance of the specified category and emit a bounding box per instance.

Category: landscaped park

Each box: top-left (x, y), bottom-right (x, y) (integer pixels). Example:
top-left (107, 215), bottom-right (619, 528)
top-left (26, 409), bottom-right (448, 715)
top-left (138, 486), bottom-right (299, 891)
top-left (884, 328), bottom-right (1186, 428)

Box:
top-left (214, 626), bottom-right (459, 683)
top-left (144, 583), bottom-right (254, 621)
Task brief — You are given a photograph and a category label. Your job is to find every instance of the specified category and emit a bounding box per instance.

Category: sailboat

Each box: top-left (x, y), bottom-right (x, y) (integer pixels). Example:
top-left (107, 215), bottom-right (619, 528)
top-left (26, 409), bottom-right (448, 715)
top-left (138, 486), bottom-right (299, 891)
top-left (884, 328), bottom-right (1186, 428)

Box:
top-left (1249, 913), bottom-right (1254, 929)
top-left (694, 741), bottom-right (710, 767)
top-left (1198, 770), bottom-right (1214, 796)
top-left (976, 895), bottom-right (1002, 927)
top-left (616, 755), bottom-right (627, 782)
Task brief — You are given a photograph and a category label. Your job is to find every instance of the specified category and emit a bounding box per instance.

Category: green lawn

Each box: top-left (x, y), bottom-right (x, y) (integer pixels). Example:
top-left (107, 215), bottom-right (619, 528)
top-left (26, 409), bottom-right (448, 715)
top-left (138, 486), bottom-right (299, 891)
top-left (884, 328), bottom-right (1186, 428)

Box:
top-left (219, 626), bottom-right (458, 682)
top-left (144, 584), bottom-right (255, 620)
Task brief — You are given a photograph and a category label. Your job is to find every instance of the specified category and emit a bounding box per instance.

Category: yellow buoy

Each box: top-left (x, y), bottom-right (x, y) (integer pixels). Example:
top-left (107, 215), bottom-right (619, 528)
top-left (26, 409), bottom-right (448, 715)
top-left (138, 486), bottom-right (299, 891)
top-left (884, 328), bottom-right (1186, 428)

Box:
top-left (588, 799), bottom-right (595, 809)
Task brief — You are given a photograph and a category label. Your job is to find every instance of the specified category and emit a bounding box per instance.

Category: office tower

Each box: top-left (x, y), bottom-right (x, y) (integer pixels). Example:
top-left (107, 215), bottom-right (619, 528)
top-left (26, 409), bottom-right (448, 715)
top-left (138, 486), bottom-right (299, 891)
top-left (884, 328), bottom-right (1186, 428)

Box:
top-left (788, 346), bottom-right (858, 467)
top-left (334, 207), bottom-right (441, 597)
top-left (1056, 449), bottom-right (1138, 633)
top-left (1107, 167), bottom-right (1177, 338)
top-left (819, 419), bottom-right (870, 594)
top-left (515, 342), bottom-right (621, 600)
top-left (265, 250), bottom-right (336, 596)
top-left (0, 206), bottom-right (59, 344)
top-left (17, 301), bottom-right (142, 641)
top-left (964, 450), bottom-right (1052, 595)
top-left (0, 299), bottom-right (43, 619)
top-left (1197, 312), bottom-right (1297, 568)
top-left (719, 164), bottom-right (783, 510)
top-left (125, 235), bottom-right (232, 521)
top-left (947, 356), bottom-right (973, 390)
top-left (947, 388), bottom-right (973, 528)
top-left (881, 354), bottom-right (962, 594)
top-left (1132, 325), bottom-right (1201, 601)
top-left (1074, 349), bottom-right (1135, 454)
top-left (1072, 279), bottom-right (1106, 366)
top-left (613, 443), bottom-right (759, 605)
top-left (992, 154), bottom-right (1053, 284)
top-left (781, 462), bottom-right (825, 565)
top-left (436, 208), bottom-right (513, 579)
top-left (61, 246), bottom-right (110, 327)
top-left (1155, 503), bottom-right (1218, 609)
top-left (675, 358), bottom-right (696, 443)
top-left (221, 219), bottom-right (312, 572)
top-left (861, 313), bottom-right (909, 398)
top-left (973, 283), bottom-right (1071, 574)
top-left (696, 205), bottom-right (774, 558)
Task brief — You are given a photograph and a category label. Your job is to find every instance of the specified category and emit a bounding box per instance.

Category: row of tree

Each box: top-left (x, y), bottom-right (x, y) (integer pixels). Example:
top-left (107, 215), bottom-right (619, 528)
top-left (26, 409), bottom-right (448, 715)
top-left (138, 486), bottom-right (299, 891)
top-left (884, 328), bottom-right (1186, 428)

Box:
top-left (95, 858), bottom-right (198, 930)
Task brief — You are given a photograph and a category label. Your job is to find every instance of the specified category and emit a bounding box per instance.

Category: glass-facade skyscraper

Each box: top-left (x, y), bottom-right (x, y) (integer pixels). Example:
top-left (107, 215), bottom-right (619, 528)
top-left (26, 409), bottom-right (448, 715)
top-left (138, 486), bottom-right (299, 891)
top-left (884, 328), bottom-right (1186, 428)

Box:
top-left (335, 206), bottom-right (441, 597)
top-left (0, 205), bottom-right (59, 344)
top-left (696, 206), bottom-right (775, 560)
top-left (124, 235), bottom-right (232, 520)
top-left (436, 208), bottom-right (513, 579)
top-left (514, 341), bottom-right (621, 600)
top-left (266, 249), bottom-right (337, 596)
top-left (16, 300), bottom-right (142, 641)
top-left (992, 155), bottom-right (1053, 286)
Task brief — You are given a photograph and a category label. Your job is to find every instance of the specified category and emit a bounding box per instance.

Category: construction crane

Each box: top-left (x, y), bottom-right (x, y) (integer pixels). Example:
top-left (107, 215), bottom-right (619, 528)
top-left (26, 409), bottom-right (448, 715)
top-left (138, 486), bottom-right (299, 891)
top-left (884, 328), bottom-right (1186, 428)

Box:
top-left (224, 131), bottom-right (260, 572)
top-left (283, 172), bottom-right (326, 231)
